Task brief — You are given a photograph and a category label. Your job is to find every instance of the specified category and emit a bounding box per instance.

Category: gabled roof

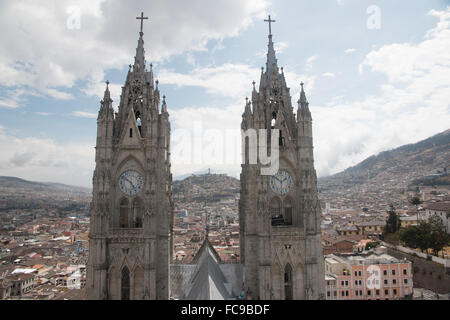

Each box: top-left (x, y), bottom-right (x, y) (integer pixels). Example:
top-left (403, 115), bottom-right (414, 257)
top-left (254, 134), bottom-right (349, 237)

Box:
top-left (183, 239), bottom-right (232, 300)
top-left (191, 238), bottom-right (222, 265)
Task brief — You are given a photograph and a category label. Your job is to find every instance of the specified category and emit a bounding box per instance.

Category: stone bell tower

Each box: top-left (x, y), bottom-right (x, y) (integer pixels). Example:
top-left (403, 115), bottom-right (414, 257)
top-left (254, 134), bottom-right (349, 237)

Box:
top-left (239, 15), bottom-right (324, 300)
top-left (86, 12), bottom-right (173, 300)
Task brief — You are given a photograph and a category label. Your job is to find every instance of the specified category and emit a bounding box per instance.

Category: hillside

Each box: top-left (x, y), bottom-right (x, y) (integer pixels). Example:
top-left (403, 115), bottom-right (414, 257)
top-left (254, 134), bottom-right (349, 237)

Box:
top-left (320, 129), bottom-right (449, 187)
top-left (0, 176), bottom-right (91, 196)
top-left (318, 128), bottom-right (450, 211)
top-left (172, 173), bottom-right (239, 204)
top-left (0, 176), bottom-right (92, 211)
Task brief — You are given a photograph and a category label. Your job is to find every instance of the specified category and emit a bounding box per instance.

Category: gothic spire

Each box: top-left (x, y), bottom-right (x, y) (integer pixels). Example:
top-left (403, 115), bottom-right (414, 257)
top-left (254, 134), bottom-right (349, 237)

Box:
top-left (161, 95), bottom-right (168, 114)
top-left (264, 15), bottom-right (278, 73)
top-left (134, 12), bottom-right (149, 73)
top-left (298, 82), bottom-right (311, 120)
top-left (98, 80), bottom-right (113, 120)
top-left (103, 80), bottom-right (112, 104)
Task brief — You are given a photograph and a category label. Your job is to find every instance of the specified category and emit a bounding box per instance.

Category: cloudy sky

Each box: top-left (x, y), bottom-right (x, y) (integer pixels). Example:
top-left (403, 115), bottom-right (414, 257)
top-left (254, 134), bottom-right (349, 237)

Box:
top-left (0, 0), bottom-right (449, 187)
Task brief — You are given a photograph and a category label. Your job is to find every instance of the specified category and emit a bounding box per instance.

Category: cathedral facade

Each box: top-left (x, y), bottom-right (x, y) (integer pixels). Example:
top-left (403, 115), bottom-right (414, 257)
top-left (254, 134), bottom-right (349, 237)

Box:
top-left (86, 16), bottom-right (173, 300)
top-left (87, 13), bottom-right (324, 300)
top-left (239, 19), bottom-right (325, 300)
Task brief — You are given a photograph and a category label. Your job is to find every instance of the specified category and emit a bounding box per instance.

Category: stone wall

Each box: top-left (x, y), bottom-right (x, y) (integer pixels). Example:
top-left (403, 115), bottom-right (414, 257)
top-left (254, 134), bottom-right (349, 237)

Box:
top-left (385, 247), bottom-right (450, 294)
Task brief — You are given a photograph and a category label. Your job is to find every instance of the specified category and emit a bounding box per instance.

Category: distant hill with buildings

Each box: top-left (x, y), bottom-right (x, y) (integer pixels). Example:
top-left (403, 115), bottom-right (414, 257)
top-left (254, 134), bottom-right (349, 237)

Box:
top-left (318, 129), bottom-right (450, 213)
top-left (0, 176), bottom-right (91, 198)
top-left (319, 128), bottom-right (450, 190)
top-left (172, 173), bottom-right (239, 204)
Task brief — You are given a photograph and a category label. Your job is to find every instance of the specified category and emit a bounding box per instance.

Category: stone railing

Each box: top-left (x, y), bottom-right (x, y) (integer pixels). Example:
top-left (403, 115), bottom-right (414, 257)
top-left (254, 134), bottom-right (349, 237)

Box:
top-left (109, 228), bottom-right (144, 237)
top-left (381, 241), bottom-right (450, 268)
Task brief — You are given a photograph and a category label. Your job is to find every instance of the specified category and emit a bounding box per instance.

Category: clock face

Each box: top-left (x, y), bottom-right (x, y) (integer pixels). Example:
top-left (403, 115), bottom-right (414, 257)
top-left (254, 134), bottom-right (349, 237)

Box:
top-left (119, 170), bottom-right (144, 196)
top-left (270, 170), bottom-right (293, 195)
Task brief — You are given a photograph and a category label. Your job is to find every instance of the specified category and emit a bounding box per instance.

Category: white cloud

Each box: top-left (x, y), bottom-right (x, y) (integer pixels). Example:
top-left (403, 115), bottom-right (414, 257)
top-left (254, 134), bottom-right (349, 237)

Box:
top-left (306, 55), bottom-right (317, 70)
top-left (0, 127), bottom-right (94, 187)
top-left (167, 68), bottom-right (316, 178)
top-left (0, 0), bottom-right (269, 105)
top-left (72, 111), bottom-right (98, 119)
top-left (345, 48), bottom-right (356, 53)
top-left (315, 7), bottom-right (450, 177)
top-left (275, 41), bottom-right (289, 54)
top-left (322, 72), bottom-right (336, 78)
top-left (159, 64), bottom-right (261, 99)
top-left (0, 97), bottom-right (21, 109)
top-left (169, 101), bottom-right (243, 179)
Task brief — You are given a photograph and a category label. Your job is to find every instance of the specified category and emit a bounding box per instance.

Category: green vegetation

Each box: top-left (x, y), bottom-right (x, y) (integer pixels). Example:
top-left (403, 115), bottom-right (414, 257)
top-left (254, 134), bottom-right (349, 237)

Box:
top-left (382, 204), bottom-right (450, 257)
top-left (384, 205), bottom-right (401, 234)
top-left (365, 240), bottom-right (380, 250)
top-left (400, 216), bottom-right (450, 257)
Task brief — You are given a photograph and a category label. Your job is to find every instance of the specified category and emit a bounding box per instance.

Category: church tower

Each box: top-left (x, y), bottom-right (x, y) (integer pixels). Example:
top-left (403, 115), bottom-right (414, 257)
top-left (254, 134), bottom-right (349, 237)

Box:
top-left (239, 16), bottom-right (325, 300)
top-left (86, 13), bottom-right (173, 300)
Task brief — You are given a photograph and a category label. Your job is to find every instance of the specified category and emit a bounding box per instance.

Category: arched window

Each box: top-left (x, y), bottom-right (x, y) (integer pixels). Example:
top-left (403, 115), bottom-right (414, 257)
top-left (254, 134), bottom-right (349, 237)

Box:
top-left (119, 198), bottom-right (129, 228)
top-left (121, 266), bottom-right (130, 300)
top-left (270, 197), bottom-right (283, 226)
top-left (284, 197), bottom-right (293, 225)
top-left (284, 264), bottom-right (293, 300)
top-left (129, 128), bottom-right (133, 138)
top-left (271, 111), bottom-right (277, 129)
top-left (245, 136), bottom-right (249, 165)
top-left (132, 198), bottom-right (143, 228)
top-left (136, 111), bottom-right (142, 135)
top-left (279, 129), bottom-right (284, 146)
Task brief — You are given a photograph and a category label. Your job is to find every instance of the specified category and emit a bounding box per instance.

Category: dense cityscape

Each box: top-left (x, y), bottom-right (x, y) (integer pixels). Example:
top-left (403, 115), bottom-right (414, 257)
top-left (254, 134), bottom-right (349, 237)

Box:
top-left (1, 157), bottom-right (449, 299)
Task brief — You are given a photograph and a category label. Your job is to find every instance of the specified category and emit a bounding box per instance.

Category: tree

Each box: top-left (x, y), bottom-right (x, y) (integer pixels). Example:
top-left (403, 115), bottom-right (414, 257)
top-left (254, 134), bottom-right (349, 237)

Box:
top-left (365, 241), bottom-right (380, 251)
top-left (409, 196), bottom-right (422, 206)
top-left (416, 222), bottom-right (432, 253)
top-left (409, 195), bottom-right (423, 223)
top-left (384, 205), bottom-right (400, 234)
top-left (428, 215), bottom-right (450, 256)
top-left (401, 226), bottom-right (420, 249)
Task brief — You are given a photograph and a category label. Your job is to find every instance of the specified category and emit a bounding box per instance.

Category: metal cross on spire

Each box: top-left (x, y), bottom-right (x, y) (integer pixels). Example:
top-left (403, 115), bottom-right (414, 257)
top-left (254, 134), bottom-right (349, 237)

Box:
top-left (264, 14), bottom-right (276, 35)
top-left (136, 12), bottom-right (148, 33)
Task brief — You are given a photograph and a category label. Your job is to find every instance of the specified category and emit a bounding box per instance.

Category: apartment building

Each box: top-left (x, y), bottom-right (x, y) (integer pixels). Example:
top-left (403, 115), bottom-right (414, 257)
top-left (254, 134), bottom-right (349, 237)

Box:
top-left (325, 250), bottom-right (413, 300)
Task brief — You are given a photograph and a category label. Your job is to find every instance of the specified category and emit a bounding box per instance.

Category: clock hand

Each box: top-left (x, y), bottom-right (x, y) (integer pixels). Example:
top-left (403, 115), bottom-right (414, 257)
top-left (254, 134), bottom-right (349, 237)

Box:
top-left (122, 177), bottom-right (136, 193)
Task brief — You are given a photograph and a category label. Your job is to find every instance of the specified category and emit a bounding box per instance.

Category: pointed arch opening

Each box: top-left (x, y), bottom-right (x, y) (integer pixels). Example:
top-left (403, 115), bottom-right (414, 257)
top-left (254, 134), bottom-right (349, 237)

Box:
top-left (119, 198), bottom-right (129, 228)
top-left (270, 197), bottom-right (283, 226)
top-left (271, 111), bottom-right (277, 129)
top-left (133, 265), bottom-right (144, 300)
top-left (121, 266), bottom-right (130, 300)
top-left (284, 197), bottom-right (293, 225)
top-left (279, 129), bottom-right (284, 146)
top-left (132, 197), bottom-right (143, 228)
top-left (284, 263), bottom-right (293, 300)
top-left (135, 111), bottom-right (142, 135)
